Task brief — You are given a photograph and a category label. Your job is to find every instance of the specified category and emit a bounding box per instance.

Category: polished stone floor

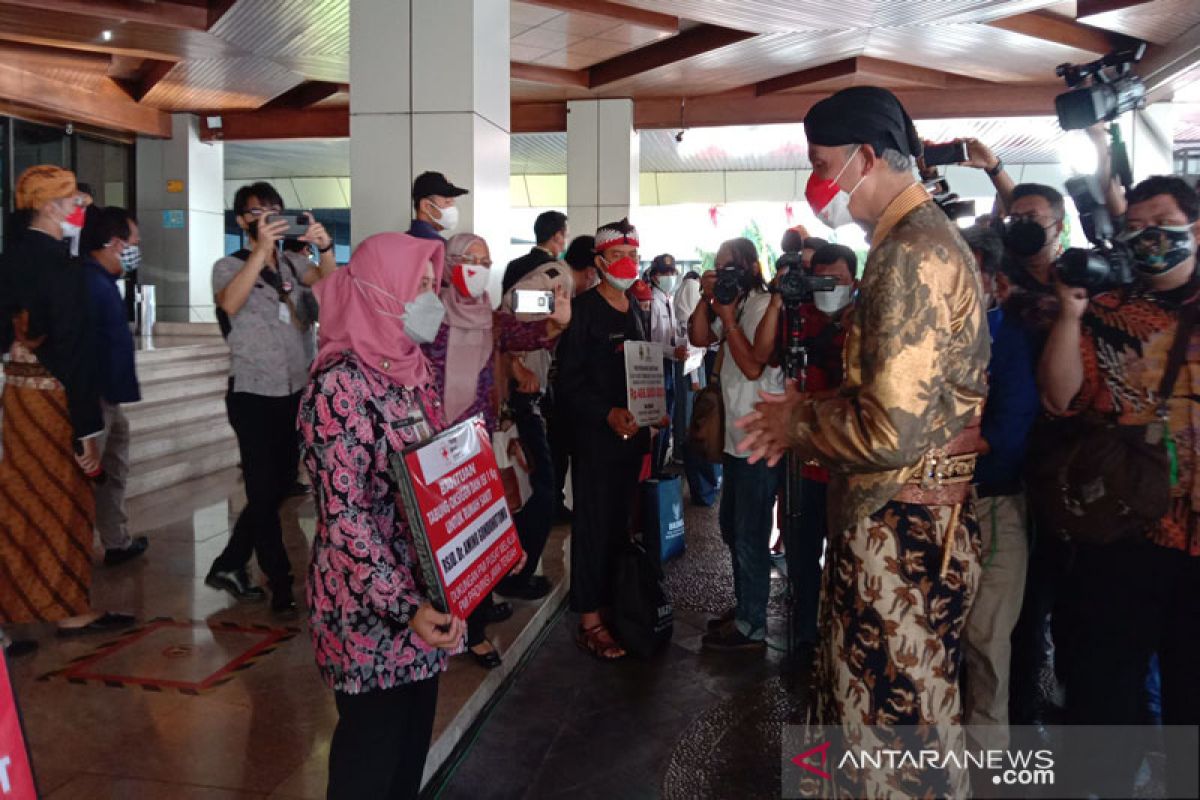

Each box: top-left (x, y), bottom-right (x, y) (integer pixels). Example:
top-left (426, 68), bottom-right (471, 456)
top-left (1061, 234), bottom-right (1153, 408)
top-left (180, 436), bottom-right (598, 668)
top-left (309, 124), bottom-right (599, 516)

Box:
top-left (5, 467), bottom-right (567, 799)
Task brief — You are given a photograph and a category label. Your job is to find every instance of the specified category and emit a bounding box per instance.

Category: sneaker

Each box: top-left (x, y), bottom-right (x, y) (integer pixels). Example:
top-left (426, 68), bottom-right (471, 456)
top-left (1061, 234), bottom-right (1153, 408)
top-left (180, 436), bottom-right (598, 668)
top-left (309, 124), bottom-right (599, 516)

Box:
top-left (701, 624), bottom-right (766, 652)
top-left (104, 536), bottom-right (149, 567)
top-left (205, 567), bottom-right (267, 601)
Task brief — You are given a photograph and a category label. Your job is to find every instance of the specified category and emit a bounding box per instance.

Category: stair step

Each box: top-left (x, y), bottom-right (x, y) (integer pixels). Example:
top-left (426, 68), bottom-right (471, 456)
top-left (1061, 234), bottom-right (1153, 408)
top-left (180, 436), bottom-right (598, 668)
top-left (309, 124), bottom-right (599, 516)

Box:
top-left (135, 342), bottom-right (229, 368)
top-left (137, 373), bottom-right (230, 406)
top-left (125, 391), bottom-right (228, 436)
top-left (154, 321), bottom-right (222, 338)
top-left (138, 356), bottom-right (230, 386)
top-left (129, 416), bottom-right (236, 465)
top-left (126, 438), bottom-right (241, 499)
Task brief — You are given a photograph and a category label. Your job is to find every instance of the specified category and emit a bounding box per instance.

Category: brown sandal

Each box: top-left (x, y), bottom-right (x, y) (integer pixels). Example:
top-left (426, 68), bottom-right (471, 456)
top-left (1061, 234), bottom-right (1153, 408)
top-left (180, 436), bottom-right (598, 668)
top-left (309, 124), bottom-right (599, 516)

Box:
top-left (576, 623), bottom-right (626, 660)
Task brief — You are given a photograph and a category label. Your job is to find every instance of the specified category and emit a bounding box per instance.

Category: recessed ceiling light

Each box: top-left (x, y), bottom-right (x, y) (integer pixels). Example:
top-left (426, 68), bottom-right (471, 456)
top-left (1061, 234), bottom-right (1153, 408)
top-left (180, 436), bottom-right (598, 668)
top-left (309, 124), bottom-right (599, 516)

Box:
top-left (100, 30), bottom-right (113, 42)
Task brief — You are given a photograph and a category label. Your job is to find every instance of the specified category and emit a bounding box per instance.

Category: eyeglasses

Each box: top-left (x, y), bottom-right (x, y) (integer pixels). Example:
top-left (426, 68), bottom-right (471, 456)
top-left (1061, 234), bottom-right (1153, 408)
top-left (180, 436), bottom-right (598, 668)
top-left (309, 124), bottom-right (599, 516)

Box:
top-left (450, 255), bottom-right (492, 267)
top-left (243, 206), bottom-right (282, 218)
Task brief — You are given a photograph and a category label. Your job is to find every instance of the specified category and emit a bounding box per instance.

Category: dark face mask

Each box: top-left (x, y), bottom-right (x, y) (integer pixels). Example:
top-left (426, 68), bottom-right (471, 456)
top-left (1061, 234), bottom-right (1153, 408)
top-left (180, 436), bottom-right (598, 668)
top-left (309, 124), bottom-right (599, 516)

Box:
top-left (1121, 225), bottom-right (1196, 275)
top-left (1003, 219), bottom-right (1049, 258)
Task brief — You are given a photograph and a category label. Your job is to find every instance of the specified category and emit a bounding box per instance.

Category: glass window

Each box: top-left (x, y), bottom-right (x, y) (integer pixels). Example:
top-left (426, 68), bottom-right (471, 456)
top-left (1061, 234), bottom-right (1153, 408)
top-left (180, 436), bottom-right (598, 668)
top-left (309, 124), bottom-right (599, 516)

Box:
top-left (11, 119), bottom-right (69, 179)
top-left (75, 136), bottom-right (131, 208)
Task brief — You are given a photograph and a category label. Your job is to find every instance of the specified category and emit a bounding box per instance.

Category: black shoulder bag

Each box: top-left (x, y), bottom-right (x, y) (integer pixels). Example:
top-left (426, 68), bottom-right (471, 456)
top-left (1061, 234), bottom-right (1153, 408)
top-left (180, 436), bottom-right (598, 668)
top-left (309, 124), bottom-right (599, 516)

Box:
top-left (1025, 301), bottom-right (1196, 546)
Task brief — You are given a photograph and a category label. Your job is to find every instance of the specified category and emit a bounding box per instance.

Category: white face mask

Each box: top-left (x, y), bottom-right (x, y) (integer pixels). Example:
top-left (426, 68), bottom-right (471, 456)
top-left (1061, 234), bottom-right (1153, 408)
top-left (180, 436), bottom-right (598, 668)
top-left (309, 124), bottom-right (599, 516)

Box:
top-left (432, 203), bottom-right (459, 235)
top-left (814, 285), bottom-right (853, 314)
top-left (806, 146), bottom-right (868, 229)
top-left (402, 290), bottom-right (446, 344)
top-left (604, 272), bottom-right (636, 292)
top-left (656, 274), bottom-right (679, 294)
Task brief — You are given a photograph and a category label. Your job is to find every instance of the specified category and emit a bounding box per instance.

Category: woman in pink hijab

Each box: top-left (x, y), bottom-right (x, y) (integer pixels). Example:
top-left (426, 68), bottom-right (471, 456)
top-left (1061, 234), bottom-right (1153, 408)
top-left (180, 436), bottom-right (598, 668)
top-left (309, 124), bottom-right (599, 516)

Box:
top-left (298, 232), bottom-right (464, 800)
top-left (423, 232), bottom-right (569, 669)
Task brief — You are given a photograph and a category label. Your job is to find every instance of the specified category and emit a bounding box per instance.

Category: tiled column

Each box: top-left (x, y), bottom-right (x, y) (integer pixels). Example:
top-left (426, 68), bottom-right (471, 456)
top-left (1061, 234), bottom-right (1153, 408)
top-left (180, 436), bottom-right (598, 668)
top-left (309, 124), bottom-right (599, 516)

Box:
top-left (349, 0), bottom-right (510, 257)
top-left (136, 115), bottom-right (225, 323)
top-left (567, 99), bottom-right (639, 236)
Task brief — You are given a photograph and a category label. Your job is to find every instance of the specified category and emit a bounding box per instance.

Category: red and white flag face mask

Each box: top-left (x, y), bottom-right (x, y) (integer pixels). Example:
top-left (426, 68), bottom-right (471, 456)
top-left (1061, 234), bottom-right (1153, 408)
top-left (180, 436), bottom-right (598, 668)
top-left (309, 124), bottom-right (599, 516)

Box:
top-left (805, 145), bottom-right (865, 229)
top-left (450, 262), bottom-right (490, 299)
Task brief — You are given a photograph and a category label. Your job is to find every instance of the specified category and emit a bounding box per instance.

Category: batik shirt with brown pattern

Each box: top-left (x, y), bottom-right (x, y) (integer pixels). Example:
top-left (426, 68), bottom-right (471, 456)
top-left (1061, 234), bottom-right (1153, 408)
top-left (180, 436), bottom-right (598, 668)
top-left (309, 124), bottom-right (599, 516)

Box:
top-left (787, 184), bottom-right (990, 532)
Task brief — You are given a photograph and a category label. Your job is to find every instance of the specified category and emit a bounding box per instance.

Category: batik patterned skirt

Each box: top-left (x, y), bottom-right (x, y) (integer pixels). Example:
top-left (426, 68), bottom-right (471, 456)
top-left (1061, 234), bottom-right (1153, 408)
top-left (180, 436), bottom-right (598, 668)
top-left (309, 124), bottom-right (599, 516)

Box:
top-left (0, 343), bottom-right (94, 624)
top-left (807, 500), bottom-right (982, 799)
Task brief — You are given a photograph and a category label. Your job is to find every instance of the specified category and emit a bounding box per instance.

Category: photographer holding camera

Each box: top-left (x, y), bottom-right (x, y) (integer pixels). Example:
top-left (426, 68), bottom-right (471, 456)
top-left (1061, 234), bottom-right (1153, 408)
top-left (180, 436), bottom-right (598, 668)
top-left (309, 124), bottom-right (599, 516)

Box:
top-left (1038, 175), bottom-right (1200, 798)
top-left (751, 243), bottom-right (858, 653)
top-left (688, 238), bottom-right (784, 651)
top-left (207, 181), bottom-right (335, 614)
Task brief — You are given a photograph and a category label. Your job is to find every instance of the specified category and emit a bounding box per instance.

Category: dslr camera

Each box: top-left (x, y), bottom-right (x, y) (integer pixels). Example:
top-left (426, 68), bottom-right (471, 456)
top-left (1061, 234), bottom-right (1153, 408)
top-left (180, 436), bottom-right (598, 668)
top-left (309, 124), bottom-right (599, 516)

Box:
top-left (1055, 45), bottom-right (1147, 130)
top-left (713, 267), bottom-right (745, 306)
top-left (771, 254), bottom-right (837, 306)
top-left (1055, 175), bottom-right (1135, 291)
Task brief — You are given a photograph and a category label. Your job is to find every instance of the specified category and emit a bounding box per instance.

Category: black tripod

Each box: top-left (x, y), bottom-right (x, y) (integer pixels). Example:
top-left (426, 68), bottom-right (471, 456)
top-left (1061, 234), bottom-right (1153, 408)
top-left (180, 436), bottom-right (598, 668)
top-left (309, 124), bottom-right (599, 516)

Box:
top-left (780, 302), bottom-right (810, 670)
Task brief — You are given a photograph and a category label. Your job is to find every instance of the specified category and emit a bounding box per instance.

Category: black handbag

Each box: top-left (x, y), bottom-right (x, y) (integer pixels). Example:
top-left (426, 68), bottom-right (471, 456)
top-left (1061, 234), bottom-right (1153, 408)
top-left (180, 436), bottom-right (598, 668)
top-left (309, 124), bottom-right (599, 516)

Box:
top-left (610, 539), bottom-right (673, 659)
top-left (1025, 302), bottom-right (1195, 546)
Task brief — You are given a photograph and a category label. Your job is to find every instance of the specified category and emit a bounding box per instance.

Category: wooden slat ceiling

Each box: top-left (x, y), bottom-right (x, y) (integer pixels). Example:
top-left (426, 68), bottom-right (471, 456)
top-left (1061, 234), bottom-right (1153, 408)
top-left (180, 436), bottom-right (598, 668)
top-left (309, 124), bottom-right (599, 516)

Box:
top-left (0, 0), bottom-right (1197, 138)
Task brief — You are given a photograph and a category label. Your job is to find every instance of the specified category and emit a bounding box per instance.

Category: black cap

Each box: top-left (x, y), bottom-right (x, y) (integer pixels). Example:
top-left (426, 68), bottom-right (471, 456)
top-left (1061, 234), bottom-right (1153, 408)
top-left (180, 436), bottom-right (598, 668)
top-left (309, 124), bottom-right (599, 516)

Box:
top-left (804, 86), bottom-right (922, 159)
top-left (650, 254), bottom-right (676, 274)
top-left (412, 171), bottom-right (468, 202)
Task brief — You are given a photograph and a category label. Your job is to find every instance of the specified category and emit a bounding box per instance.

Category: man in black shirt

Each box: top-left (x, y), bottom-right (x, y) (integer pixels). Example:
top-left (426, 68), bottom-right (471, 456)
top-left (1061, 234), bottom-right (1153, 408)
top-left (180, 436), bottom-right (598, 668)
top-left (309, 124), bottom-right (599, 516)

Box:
top-left (555, 218), bottom-right (653, 661)
top-left (503, 210), bottom-right (568, 292)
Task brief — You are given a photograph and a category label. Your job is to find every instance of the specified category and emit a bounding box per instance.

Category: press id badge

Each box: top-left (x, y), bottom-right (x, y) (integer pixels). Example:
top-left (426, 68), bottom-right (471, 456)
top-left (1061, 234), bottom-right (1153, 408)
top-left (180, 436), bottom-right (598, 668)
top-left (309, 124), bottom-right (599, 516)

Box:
top-left (278, 302), bottom-right (291, 325)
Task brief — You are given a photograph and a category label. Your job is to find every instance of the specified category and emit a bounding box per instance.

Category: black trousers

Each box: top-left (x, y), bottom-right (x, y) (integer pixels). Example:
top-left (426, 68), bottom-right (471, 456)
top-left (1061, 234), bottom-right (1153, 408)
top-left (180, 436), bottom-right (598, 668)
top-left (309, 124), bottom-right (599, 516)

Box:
top-left (328, 676), bottom-right (439, 800)
top-left (1054, 538), bottom-right (1200, 798)
top-left (466, 592), bottom-right (495, 648)
top-left (569, 446), bottom-right (641, 613)
top-left (511, 392), bottom-right (555, 584)
top-left (212, 390), bottom-right (299, 590)
top-left (1008, 525), bottom-right (1072, 724)
top-left (547, 390), bottom-right (571, 511)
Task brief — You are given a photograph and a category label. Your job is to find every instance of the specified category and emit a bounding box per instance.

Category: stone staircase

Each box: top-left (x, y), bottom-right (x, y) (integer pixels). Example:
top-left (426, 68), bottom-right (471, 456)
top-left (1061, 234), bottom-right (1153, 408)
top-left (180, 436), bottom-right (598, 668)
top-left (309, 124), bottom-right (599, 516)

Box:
top-left (125, 325), bottom-right (238, 499)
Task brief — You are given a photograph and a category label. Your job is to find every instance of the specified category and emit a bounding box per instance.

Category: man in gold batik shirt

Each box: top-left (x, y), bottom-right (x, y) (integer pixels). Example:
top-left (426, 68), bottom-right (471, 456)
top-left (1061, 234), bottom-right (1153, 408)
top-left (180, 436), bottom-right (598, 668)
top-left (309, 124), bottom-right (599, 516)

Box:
top-left (738, 87), bottom-right (989, 799)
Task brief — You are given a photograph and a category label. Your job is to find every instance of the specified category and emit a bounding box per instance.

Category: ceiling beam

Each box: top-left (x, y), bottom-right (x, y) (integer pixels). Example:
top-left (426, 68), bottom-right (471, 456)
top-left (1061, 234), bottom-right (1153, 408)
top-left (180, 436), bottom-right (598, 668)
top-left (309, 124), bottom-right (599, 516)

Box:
top-left (207, 0), bottom-right (239, 29)
top-left (589, 24), bottom-right (756, 88)
top-left (0, 61), bottom-right (171, 136)
top-left (0, 26), bottom-right (184, 63)
top-left (634, 84), bottom-right (1066, 130)
top-left (113, 59), bottom-right (176, 102)
top-left (511, 62), bottom-right (589, 88)
top-left (0, 40), bottom-right (112, 72)
top-left (0, 0), bottom-right (207, 29)
top-left (755, 57), bottom-right (858, 96)
top-left (200, 106), bottom-right (350, 141)
top-left (513, 102), bottom-right (569, 134)
top-left (754, 55), bottom-right (993, 96)
top-left (519, 0), bottom-right (678, 34)
top-left (985, 10), bottom-right (1142, 54)
top-left (1138, 19), bottom-right (1200, 103)
top-left (1077, 0), bottom-right (1156, 16)
top-left (259, 80), bottom-right (346, 110)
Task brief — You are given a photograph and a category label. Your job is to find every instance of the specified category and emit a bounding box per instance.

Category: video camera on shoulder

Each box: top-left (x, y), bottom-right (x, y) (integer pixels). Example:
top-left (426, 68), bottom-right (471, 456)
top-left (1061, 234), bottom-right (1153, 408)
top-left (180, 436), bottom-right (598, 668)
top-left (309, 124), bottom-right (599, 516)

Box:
top-left (1055, 175), bottom-right (1135, 291)
top-left (1055, 45), bottom-right (1147, 130)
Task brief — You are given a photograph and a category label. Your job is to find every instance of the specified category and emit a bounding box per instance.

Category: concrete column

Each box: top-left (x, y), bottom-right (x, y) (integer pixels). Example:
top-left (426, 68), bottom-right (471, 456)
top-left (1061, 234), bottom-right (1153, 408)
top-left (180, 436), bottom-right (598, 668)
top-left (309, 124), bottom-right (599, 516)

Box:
top-left (349, 0), bottom-right (510, 259)
top-left (1125, 102), bottom-right (1176, 182)
top-left (136, 114), bottom-right (225, 323)
top-left (567, 99), bottom-right (639, 237)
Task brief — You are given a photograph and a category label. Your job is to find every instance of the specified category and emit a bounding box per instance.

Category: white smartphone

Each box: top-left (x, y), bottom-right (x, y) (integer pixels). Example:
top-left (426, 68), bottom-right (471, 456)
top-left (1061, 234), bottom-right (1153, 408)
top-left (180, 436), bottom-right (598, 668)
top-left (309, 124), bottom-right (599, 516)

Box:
top-left (512, 289), bottom-right (555, 315)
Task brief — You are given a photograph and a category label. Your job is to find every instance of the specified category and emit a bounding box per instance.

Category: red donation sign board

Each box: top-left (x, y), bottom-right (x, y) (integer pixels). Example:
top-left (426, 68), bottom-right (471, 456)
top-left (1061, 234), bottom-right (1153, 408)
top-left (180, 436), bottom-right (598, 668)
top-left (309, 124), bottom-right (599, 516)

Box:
top-left (392, 417), bottom-right (524, 619)
top-left (0, 656), bottom-right (36, 800)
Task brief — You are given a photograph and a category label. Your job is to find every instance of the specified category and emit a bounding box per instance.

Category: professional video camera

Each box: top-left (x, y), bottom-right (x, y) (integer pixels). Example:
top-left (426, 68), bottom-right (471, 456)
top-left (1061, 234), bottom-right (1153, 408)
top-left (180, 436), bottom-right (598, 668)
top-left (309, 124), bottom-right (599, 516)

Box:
top-left (1055, 44), bottom-right (1147, 130)
top-left (773, 269), bottom-right (837, 306)
top-left (1056, 174), bottom-right (1136, 291)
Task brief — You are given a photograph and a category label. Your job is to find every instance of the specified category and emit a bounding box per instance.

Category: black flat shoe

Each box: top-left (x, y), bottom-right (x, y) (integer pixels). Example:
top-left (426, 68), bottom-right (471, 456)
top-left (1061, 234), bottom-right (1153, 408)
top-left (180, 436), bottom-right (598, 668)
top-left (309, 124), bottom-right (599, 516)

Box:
top-left (206, 567), bottom-right (267, 601)
top-left (271, 585), bottom-right (298, 617)
top-left (104, 535), bottom-right (149, 567)
top-left (57, 612), bottom-right (136, 638)
top-left (3, 639), bottom-right (38, 657)
top-left (469, 644), bottom-right (502, 669)
top-left (495, 575), bottom-right (552, 600)
top-left (482, 601), bottom-right (513, 624)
